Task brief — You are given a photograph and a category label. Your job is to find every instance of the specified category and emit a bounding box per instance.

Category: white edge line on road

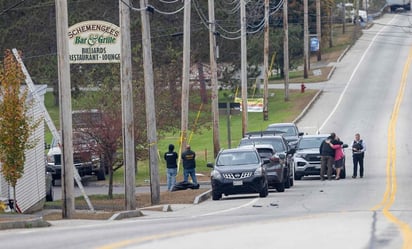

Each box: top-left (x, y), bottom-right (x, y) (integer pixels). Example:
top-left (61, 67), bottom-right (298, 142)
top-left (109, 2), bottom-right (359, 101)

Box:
top-left (194, 198), bottom-right (260, 217)
top-left (318, 15), bottom-right (396, 133)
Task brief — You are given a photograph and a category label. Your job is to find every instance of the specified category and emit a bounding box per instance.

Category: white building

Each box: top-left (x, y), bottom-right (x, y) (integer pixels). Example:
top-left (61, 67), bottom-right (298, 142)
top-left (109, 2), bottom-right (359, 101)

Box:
top-left (0, 85), bottom-right (47, 213)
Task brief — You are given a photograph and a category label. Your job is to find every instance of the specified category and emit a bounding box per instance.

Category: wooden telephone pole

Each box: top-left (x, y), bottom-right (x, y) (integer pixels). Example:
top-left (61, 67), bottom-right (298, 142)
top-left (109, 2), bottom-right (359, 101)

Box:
top-left (263, 0), bottom-right (269, 121)
top-left (140, 0), bottom-right (160, 205)
top-left (240, 0), bottom-right (248, 136)
top-left (283, 0), bottom-right (290, 101)
top-left (119, 0), bottom-right (136, 210)
top-left (208, 0), bottom-right (220, 157)
top-left (55, 0), bottom-right (74, 219)
top-left (181, 0), bottom-right (191, 149)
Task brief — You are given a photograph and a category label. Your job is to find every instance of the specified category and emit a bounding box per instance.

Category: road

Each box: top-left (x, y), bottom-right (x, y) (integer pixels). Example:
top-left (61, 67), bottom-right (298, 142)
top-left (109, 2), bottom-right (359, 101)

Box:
top-left (2, 13), bottom-right (412, 249)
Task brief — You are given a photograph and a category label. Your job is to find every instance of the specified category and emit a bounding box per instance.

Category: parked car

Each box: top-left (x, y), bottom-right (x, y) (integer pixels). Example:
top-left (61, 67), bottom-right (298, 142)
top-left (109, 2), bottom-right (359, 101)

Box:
top-left (293, 134), bottom-right (347, 180)
top-left (239, 132), bottom-right (295, 189)
top-left (207, 147), bottom-right (269, 200)
top-left (240, 144), bottom-right (287, 192)
top-left (265, 122), bottom-right (304, 148)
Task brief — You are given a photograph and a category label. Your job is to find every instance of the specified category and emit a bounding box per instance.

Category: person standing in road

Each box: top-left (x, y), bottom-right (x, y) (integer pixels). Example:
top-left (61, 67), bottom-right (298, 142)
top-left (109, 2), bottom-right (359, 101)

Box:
top-left (164, 144), bottom-right (178, 191)
top-left (326, 136), bottom-right (345, 180)
top-left (181, 144), bottom-right (198, 185)
top-left (319, 133), bottom-right (336, 180)
top-left (351, 133), bottom-right (366, 178)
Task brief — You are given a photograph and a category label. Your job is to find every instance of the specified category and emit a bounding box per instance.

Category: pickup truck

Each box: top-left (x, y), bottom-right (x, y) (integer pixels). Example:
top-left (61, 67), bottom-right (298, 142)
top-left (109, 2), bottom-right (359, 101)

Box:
top-left (46, 131), bottom-right (105, 185)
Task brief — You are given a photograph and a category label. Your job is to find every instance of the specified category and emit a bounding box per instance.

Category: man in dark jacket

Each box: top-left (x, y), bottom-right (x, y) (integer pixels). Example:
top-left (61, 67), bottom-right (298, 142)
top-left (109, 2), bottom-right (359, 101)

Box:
top-left (319, 133), bottom-right (336, 180)
top-left (164, 144), bottom-right (178, 191)
top-left (181, 144), bottom-right (198, 185)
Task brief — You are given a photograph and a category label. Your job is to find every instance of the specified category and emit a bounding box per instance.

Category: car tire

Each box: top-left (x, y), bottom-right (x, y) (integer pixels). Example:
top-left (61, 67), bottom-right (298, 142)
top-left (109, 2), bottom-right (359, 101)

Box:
top-left (284, 177), bottom-right (291, 189)
top-left (294, 171), bottom-right (303, 180)
top-left (276, 183), bottom-right (285, 192)
top-left (46, 185), bottom-right (54, 202)
top-left (212, 191), bottom-right (222, 201)
top-left (96, 168), bottom-right (106, 181)
top-left (259, 184), bottom-right (269, 198)
top-left (340, 165), bottom-right (346, 179)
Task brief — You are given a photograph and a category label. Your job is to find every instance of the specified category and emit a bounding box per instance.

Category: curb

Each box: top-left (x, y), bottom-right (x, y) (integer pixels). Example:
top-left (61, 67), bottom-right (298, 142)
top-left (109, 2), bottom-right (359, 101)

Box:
top-left (293, 89), bottom-right (323, 124)
top-left (194, 189), bottom-right (212, 204)
top-left (109, 210), bottom-right (143, 221)
top-left (0, 215), bottom-right (50, 230)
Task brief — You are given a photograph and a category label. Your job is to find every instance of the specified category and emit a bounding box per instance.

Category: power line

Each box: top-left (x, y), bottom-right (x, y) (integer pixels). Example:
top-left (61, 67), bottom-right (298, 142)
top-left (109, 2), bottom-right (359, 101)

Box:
top-left (0, 0), bottom-right (27, 16)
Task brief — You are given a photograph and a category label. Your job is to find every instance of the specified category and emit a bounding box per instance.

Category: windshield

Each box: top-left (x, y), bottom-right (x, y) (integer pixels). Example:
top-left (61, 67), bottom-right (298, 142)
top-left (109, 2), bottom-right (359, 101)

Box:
top-left (239, 138), bottom-right (286, 153)
top-left (216, 151), bottom-right (260, 166)
top-left (297, 137), bottom-right (327, 150)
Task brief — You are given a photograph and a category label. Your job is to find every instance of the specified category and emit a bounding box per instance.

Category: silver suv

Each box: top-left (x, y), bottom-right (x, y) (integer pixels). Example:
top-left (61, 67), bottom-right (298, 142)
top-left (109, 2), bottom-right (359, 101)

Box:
top-left (293, 134), bottom-right (347, 180)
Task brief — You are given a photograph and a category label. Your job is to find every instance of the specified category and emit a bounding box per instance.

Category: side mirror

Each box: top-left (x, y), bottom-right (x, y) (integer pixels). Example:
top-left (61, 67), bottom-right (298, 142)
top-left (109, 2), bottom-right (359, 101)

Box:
top-left (287, 148), bottom-right (296, 155)
top-left (207, 162), bottom-right (214, 168)
top-left (262, 158), bottom-right (271, 164)
top-left (298, 132), bottom-right (304, 136)
top-left (278, 154), bottom-right (286, 160)
top-left (342, 144), bottom-right (348, 148)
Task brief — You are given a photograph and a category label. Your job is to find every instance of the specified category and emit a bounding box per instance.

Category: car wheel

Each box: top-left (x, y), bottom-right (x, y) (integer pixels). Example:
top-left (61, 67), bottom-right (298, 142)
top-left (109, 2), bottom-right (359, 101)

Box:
top-left (212, 191), bottom-right (222, 201)
top-left (294, 170), bottom-right (302, 180)
top-left (259, 184), bottom-right (269, 198)
top-left (276, 183), bottom-right (285, 192)
top-left (340, 165), bottom-right (346, 179)
top-left (96, 168), bottom-right (106, 181)
top-left (284, 177), bottom-right (291, 189)
top-left (46, 185), bottom-right (54, 202)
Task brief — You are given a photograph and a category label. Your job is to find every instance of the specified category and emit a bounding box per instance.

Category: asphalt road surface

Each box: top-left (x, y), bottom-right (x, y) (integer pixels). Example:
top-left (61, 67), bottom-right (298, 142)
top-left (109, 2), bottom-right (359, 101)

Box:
top-left (2, 13), bottom-right (412, 249)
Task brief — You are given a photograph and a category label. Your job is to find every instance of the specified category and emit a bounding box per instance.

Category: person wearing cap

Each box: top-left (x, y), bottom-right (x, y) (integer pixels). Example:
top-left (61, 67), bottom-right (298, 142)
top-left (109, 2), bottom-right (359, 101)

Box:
top-left (181, 144), bottom-right (198, 185)
top-left (164, 144), bottom-right (178, 191)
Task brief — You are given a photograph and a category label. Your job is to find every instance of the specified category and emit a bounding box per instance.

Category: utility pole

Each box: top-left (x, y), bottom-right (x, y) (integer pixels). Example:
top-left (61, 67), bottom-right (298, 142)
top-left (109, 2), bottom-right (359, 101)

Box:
top-left (208, 0), bottom-right (220, 158)
top-left (316, 0), bottom-right (322, 61)
top-left (55, 0), bottom-right (74, 219)
top-left (119, 0), bottom-right (136, 210)
top-left (303, 0), bottom-right (309, 78)
top-left (140, 0), bottom-right (160, 205)
top-left (343, 0), bottom-right (346, 34)
top-left (263, 0), bottom-right (269, 121)
top-left (181, 0), bottom-right (191, 150)
top-left (240, 0), bottom-right (248, 136)
top-left (283, 0), bottom-right (290, 101)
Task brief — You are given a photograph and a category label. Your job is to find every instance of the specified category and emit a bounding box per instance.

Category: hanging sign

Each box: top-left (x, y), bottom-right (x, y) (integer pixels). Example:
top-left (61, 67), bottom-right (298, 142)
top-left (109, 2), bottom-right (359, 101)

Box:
top-left (68, 20), bottom-right (121, 64)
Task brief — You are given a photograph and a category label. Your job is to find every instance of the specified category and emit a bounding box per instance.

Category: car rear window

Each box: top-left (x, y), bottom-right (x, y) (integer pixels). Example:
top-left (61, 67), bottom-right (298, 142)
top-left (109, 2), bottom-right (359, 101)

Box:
top-left (297, 137), bottom-right (327, 149)
top-left (239, 138), bottom-right (286, 153)
top-left (266, 125), bottom-right (297, 136)
top-left (217, 151), bottom-right (259, 166)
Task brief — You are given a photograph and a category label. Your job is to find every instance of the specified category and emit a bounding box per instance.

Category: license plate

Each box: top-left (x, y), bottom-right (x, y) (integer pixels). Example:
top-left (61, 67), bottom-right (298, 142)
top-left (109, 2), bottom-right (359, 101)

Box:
top-left (233, 180), bottom-right (243, 186)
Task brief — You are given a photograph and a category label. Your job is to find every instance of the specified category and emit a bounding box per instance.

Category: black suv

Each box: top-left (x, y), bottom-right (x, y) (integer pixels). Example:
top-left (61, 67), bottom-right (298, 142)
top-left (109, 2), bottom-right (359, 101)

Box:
top-left (207, 147), bottom-right (269, 200)
top-left (239, 132), bottom-right (295, 190)
top-left (266, 122), bottom-right (304, 148)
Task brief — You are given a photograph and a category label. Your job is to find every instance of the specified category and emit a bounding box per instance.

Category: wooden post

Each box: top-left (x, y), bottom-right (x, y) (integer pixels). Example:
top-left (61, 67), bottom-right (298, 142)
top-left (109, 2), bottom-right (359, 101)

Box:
top-left (140, 0), bottom-right (160, 205)
top-left (55, 0), bottom-right (74, 219)
top-left (119, 0), bottom-right (136, 210)
top-left (208, 0), bottom-right (220, 158)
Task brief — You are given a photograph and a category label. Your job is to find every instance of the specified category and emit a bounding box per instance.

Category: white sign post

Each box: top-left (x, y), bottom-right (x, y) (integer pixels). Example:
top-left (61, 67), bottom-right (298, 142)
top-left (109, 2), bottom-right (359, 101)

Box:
top-left (68, 20), bottom-right (121, 64)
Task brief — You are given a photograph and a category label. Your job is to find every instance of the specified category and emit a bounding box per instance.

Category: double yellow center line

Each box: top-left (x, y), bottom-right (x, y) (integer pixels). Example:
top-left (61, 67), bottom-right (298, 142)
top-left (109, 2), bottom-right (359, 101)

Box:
top-left (371, 47), bottom-right (412, 248)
